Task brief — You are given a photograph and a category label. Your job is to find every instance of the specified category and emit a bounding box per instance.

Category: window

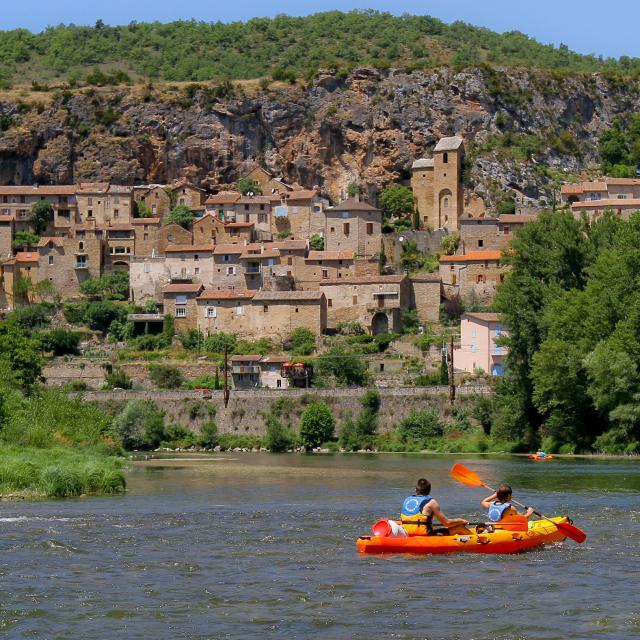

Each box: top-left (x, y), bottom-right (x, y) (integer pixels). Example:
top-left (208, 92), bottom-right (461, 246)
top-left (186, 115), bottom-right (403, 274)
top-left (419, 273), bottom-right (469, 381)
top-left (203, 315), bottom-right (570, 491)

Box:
top-left (244, 204), bottom-right (249, 211)
top-left (263, 305), bottom-right (269, 313)
top-left (259, 204), bottom-right (265, 211)
top-left (471, 342), bottom-right (477, 353)
top-left (194, 267), bottom-right (200, 275)
top-left (322, 269), bottom-right (328, 279)
top-left (194, 254), bottom-right (199, 261)
top-left (353, 295), bottom-right (358, 305)
top-left (235, 305), bottom-right (245, 315)
top-left (78, 241), bottom-right (84, 250)
top-left (476, 274), bottom-right (486, 284)
top-left (179, 198), bottom-right (185, 205)
top-left (366, 222), bottom-right (373, 235)
top-left (443, 152), bottom-right (448, 164)
top-left (152, 205), bottom-right (157, 214)
top-left (167, 234), bottom-right (173, 242)
top-left (443, 198), bottom-right (449, 209)
top-left (328, 298), bottom-right (333, 307)
top-left (478, 239), bottom-right (484, 247)
top-left (115, 246), bottom-right (126, 254)
top-left (144, 263), bottom-right (150, 273)
top-left (295, 307), bottom-right (299, 313)
top-left (88, 210), bottom-right (93, 218)
top-left (330, 227), bottom-right (335, 233)
top-left (451, 274), bottom-right (457, 285)
top-left (75, 255), bottom-right (87, 268)
top-left (175, 295), bottom-right (187, 305)
top-left (258, 213), bottom-right (266, 224)
top-left (144, 225), bottom-right (149, 231)
top-left (48, 255), bottom-right (54, 265)
top-left (226, 266), bottom-right (236, 275)
top-left (277, 379), bottom-right (282, 388)
top-left (223, 255), bottom-right (230, 262)
top-left (113, 209), bottom-right (119, 218)
top-left (503, 226), bottom-right (510, 235)
top-left (343, 222), bottom-right (350, 235)
top-left (113, 195), bottom-right (120, 205)
top-left (484, 261), bottom-right (489, 268)
top-left (143, 233), bottom-right (149, 241)
top-left (287, 257), bottom-right (293, 266)
top-left (471, 327), bottom-right (477, 338)
top-left (379, 363), bottom-right (385, 372)
top-left (175, 307), bottom-right (187, 318)
top-left (206, 306), bottom-right (217, 318)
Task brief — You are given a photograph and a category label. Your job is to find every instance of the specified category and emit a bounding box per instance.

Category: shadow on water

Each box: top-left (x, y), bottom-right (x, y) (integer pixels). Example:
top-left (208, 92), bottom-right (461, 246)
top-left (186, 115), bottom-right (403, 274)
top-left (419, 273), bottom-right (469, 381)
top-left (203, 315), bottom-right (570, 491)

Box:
top-left (0, 453), bottom-right (638, 640)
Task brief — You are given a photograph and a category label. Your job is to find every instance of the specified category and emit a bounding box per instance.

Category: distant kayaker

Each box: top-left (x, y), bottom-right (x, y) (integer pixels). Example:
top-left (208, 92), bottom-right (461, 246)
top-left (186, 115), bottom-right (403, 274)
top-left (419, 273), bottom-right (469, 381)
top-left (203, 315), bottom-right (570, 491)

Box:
top-left (401, 478), bottom-right (469, 535)
top-left (481, 484), bottom-right (534, 522)
top-left (536, 450), bottom-right (547, 458)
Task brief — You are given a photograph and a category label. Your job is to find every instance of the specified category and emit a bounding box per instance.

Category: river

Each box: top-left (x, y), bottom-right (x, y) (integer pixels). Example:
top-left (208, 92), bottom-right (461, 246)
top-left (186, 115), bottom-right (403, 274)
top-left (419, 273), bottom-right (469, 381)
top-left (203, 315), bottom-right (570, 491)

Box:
top-left (1, 454), bottom-right (639, 639)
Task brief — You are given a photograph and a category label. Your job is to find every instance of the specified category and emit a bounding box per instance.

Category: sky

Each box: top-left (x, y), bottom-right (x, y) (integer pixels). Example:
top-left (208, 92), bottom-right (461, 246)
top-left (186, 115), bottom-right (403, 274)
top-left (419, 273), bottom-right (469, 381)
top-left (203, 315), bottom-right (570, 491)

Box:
top-left (2, 0), bottom-right (639, 60)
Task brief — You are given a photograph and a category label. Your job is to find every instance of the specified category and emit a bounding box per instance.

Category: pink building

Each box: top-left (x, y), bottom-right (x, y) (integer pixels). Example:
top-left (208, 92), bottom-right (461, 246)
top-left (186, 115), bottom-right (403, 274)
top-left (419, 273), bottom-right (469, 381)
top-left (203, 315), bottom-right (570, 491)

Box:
top-left (454, 312), bottom-right (507, 376)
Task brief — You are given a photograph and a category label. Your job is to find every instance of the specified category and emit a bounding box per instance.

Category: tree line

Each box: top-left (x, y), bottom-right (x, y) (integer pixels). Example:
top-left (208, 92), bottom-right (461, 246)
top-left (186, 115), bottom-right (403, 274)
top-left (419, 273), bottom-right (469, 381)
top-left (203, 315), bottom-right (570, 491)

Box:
top-left (1, 11), bottom-right (638, 87)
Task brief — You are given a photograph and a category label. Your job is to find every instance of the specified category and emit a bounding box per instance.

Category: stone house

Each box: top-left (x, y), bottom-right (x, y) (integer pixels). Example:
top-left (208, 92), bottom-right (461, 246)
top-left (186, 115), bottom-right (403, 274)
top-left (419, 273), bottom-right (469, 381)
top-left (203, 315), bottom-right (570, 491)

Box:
top-left (162, 283), bottom-right (205, 331)
top-left (297, 250), bottom-right (355, 289)
top-left (192, 213), bottom-right (253, 246)
top-left (319, 275), bottom-right (410, 334)
top-left (0, 213), bottom-right (14, 258)
top-left (104, 224), bottom-right (136, 271)
top-left (130, 257), bottom-right (171, 303)
top-left (324, 198), bottom-right (382, 258)
top-left (454, 312), bottom-right (508, 376)
top-left (133, 185), bottom-right (171, 222)
top-left (244, 167), bottom-right (292, 195)
top-left (234, 196), bottom-right (273, 240)
top-left (158, 223), bottom-right (193, 254)
top-left (411, 136), bottom-right (465, 231)
top-left (164, 244), bottom-right (215, 286)
top-left (259, 356), bottom-right (290, 389)
top-left (169, 181), bottom-right (206, 211)
top-left (196, 289), bottom-right (256, 336)
top-left (222, 222), bottom-right (254, 244)
top-left (75, 183), bottom-right (134, 226)
top-left (251, 290), bottom-right (327, 338)
top-left (132, 218), bottom-right (162, 256)
top-left (439, 250), bottom-right (507, 303)
top-left (409, 275), bottom-right (442, 324)
top-left (272, 190), bottom-right (325, 238)
top-left (1, 251), bottom-right (40, 308)
top-left (230, 355), bottom-right (262, 389)
top-left (459, 214), bottom-right (537, 254)
top-left (212, 243), bottom-right (246, 289)
top-left (205, 192), bottom-right (241, 221)
top-left (239, 244), bottom-right (281, 290)
top-left (37, 236), bottom-right (102, 299)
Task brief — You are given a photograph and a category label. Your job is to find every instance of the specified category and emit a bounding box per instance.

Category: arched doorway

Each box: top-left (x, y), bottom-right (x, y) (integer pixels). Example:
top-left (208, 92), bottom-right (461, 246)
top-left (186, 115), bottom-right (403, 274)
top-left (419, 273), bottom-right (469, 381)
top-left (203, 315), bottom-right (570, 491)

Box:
top-left (371, 312), bottom-right (389, 335)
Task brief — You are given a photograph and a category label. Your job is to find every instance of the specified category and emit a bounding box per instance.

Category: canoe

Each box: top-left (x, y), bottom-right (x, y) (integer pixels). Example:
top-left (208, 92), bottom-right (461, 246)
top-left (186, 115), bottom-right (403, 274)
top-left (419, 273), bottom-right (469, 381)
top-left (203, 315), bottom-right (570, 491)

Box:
top-left (356, 517), bottom-right (569, 554)
top-left (528, 454), bottom-right (554, 460)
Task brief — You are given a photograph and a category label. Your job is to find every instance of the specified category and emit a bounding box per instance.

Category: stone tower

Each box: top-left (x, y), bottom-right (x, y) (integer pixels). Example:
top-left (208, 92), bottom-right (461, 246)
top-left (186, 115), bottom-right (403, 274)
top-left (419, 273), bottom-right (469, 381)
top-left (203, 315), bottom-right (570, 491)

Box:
top-left (411, 135), bottom-right (465, 231)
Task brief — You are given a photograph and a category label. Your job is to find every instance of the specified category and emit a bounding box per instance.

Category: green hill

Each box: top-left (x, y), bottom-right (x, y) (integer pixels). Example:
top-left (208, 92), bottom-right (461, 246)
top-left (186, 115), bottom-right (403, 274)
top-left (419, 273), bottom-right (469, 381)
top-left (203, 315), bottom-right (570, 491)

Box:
top-left (1, 10), bottom-right (638, 88)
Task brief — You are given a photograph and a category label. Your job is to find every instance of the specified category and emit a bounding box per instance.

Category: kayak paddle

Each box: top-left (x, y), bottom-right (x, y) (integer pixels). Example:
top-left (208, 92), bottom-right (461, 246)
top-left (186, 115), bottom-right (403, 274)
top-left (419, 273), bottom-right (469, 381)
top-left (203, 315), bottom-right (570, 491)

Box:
top-left (450, 463), bottom-right (587, 543)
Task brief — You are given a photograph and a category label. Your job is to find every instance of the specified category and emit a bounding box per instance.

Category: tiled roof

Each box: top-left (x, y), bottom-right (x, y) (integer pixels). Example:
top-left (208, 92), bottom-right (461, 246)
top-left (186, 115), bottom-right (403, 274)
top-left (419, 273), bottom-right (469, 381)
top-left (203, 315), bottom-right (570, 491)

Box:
top-left (164, 244), bottom-right (214, 253)
top-left (605, 178), bottom-right (640, 186)
top-left (412, 158), bottom-right (434, 169)
top-left (561, 181), bottom-right (607, 194)
top-left (240, 249), bottom-right (280, 259)
top-left (15, 251), bottom-right (39, 263)
top-left (236, 196), bottom-right (272, 205)
top-left (105, 224), bottom-right (134, 231)
top-left (306, 250), bottom-right (353, 261)
top-left (410, 275), bottom-right (442, 283)
top-left (37, 237), bottom-right (64, 248)
top-left (434, 136), bottom-right (464, 152)
top-left (498, 214), bottom-right (537, 224)
top-left (319, 275), bottom-right (406, 286)
top-left (230, 354), bottom-right (263, 362)
top-left (224, 222), bottom-right (254, 228)
top-left (330, 197), bottom-right (379, 212)
top-left (108, 185), bottom-right (134, 194)
top-left (213, 244), bottom-right (246, 255)
top-left (285, 189), bottom-right (317, 201)
top-left (440, 251), bottom-right (502, 263)
top-left (260, 356), bottom-right (291, 364)
top-left (464, 312), bottom-right (503, 323)
top-left (0, 213), bottom-right (16, 221)
top-left (253, 290), bottom-right (324, 301)
top-left (197, 289), bottom-right (256, 300)
top-left (76, 182), bottom-right (110, 193)
top-left (271, 240), bottom-right (307, 251)
top-left (0, 185), bottom-right (76, 195)
top-left (162, 283), bottom-right (204, 294)
top-left (206, 192), bottom-right (241, 205)
top-left (572, 199), bottom-right (640, 209)
top-left (131, 217), bottom-right (161, 224)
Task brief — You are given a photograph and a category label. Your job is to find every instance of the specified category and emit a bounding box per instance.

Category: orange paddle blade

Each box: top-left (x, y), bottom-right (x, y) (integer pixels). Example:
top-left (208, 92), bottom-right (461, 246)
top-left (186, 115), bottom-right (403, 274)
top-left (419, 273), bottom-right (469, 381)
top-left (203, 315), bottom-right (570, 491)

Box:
top-left (450, 463), bottom-right (485, 488)
top-left (556, 521), bottom-right (587, 544)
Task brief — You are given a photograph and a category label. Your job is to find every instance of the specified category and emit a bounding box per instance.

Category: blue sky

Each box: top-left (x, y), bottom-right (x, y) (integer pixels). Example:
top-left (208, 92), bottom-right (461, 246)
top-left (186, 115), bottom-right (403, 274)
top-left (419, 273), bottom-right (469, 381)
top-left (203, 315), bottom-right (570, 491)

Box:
top-left (2, 0), bottom-right (638, 59)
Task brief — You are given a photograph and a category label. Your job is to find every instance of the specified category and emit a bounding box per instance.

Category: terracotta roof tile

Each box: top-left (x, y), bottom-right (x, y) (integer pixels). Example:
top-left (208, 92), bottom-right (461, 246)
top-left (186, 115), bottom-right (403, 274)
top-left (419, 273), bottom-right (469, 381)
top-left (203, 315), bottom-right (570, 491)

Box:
top-left (131, 217), bottom-right (160, 224)
top-left (306, 250), bottom-right (353, 261)
top-left (572, 198), bottom-right (640, 208)
top-left (213, 244), bottom-right (245, 255)
top-left (224, 222), bottom-right (254, 228)
top-left (162, 283), bottom-right (204, 294)
top-left (197, 289), bottom-right (256, 300)
top-left (319, 275), bottom-right (406, 285)
top-left (440, 251), bottom-right (502, 263)
top-left (464, 312), bottom-right (503, 323)
top-left (164, 244), bottom-right (214, 253)
top-left (240, 249), bottom-right (280, 259)
top-left (37, 237), bottom-right (64, 248)
top-left (253, 291), bottom-right (324, 301)
top-left (15, 251), bottom-right (39, 263)
top-left (0, 185), bottom-right (76, 195)
top-left (285, 189), bottom-right (317, 201)
top-left (206, 192), bottom-right (241, 205)
top-left (230, 354), bottom-right (263, 362)
top-left (271, 240), bottom-right (307, 250)
top-left (236, 196), bottom-right (272, 205)
top-left (330, 197), bottom-right (379, 212)
top-left (498, 214), bottom-right (537, 224)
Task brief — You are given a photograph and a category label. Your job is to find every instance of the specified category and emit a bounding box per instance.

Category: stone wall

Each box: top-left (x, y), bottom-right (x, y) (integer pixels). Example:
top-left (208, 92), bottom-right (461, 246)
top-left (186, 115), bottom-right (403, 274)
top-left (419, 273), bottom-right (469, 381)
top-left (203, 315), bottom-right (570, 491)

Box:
top-left (82, 386), bottom-right (489, 436)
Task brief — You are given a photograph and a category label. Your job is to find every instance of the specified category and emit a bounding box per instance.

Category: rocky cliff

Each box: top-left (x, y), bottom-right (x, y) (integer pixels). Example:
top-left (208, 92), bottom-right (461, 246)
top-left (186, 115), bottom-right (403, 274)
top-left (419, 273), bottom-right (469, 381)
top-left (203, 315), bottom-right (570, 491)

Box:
top-left (0, 66), bottom-right (637, 206)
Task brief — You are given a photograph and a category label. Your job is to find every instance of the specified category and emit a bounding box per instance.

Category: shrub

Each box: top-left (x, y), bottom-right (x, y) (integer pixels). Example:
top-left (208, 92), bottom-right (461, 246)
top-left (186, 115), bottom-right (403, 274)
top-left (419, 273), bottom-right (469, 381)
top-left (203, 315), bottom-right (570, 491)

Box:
top-left (204, 332), bottom-right (237, 353)
top-left (309, 234), bottom-right (324, 250)
top-left (180, 329), bottom-right (204, 350)
top-left (265, 416), bottom-right (295, 452)
top-left (289, 327), bottom-right (316, 355)
top-left (8, 304), bottom-right (52, 330)
top-left (378, 184), bottom-right (415, 216)
top-left (440, 233), bottom-right (460, 256)
top-left (162, 424), bottom-right (197, 448)
top-left (397, 409), bottom-right (444, 449)
top-left (166, 205), bottom-right (195, 229)
top-left (39, 329), bottom-right (81, 356)
top-left (199, 421), bottom-right (219, 448)
top-left (103, 369), bottom-right (133, 390)
top-left (336, 321), bottom-right (366, 336)
top-left (316, 345), bottom-right (370, 386)
top-left (237, 177), bottom-right (262, 196)
top-left (112, 400), bottom-right (165, 450)
top-left (299, 402), bottom-right (335, 449)
top-left (129, 334), bottom-right (165, 351)
top-left (148, 364), bottom-right (184, 389)
top-left (183, 375), bottom-right (221, 390)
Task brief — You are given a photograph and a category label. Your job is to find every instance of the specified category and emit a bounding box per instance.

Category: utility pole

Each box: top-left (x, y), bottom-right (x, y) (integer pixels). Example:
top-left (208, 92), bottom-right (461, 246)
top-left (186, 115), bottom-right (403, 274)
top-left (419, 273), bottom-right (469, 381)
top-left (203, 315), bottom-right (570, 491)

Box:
top-left (223, 344), bottom-right (229, 408)
top-left (448, 334), bottom-right (455, 406)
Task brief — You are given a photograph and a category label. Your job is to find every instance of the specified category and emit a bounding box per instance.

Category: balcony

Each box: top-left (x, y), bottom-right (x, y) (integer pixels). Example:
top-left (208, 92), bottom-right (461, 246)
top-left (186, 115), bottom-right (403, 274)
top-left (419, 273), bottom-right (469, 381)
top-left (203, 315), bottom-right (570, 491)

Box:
top-left (245, 265), bottom-right (261, 274)
top-left (170, 270), bottom-right (194, 281)
top-left (232, 365), bottom-right (261, 374)
top-left (74, 262), bottom-right (88, 269)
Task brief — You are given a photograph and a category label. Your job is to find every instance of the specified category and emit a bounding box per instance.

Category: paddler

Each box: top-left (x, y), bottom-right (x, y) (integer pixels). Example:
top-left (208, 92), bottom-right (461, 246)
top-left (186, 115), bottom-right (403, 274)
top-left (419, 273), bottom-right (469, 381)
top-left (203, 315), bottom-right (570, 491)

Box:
top-left (401, 478), bottom-right (469, 535)
top-left (481, 484), bottom-right (534, 523)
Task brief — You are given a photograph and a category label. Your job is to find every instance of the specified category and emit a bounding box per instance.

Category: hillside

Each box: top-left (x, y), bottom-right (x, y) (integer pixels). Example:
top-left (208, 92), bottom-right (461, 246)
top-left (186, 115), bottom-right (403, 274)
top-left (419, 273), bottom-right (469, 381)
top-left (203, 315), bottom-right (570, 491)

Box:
top-left (0, 11), bottom-right (639, 88)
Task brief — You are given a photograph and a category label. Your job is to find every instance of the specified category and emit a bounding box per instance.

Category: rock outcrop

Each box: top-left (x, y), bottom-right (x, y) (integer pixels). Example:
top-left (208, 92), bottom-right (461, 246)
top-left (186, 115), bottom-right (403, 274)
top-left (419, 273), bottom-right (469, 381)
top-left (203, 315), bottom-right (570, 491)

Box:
top-left (0, 67), bottom-right (637, 206)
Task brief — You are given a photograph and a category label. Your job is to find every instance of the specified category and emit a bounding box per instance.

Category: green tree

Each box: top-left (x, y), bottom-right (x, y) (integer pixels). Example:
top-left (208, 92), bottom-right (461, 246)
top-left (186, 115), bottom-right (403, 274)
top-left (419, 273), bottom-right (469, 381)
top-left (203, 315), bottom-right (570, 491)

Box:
top-left (346, 182), bottom-right (361, 197)
top-left (80, 271), bottom-right (129, 300)
top-left (299, 401), bottom-right (335, 448)
top-left (29, 200), bottom-right (53, 235)
top-left (236, 177), bottom-right (262, 196)
top-left (84, 301), bottom-right (121, 334)
top-left (289, 327), bottom-right (316, 355)
top-left (378, 184), bottom-right (415, 216)
top-left (134, 200), bottom-right (154, 218)
top-left (166, 205), bottom-right (195, 229)
top-left (103, 368), bottom-right (133, 390)
top-left (309, 234), bottom-right (324, 251)
top-left (39, 329), bottom-right (81, 356)
top-left (316, 345), bottom-right (370, 386)
top-left (0, 330), bottom-right (44, 392)
top-left (440, 233), bottom-right (460, 256)
top-left (397, 409), bottom-right (444, 449)
top-left (265, 415), bottom-right (295, 452)
top-left (12, 231), bottom-right (40, 249)
top-left (149, 364), bottom-right (184, 389)
top-left (13, 276), bottom-right (33, 304)
top-left (112, 400), bottom-right (165, 450)
top-left (204, 331), bottom-right (236, 353)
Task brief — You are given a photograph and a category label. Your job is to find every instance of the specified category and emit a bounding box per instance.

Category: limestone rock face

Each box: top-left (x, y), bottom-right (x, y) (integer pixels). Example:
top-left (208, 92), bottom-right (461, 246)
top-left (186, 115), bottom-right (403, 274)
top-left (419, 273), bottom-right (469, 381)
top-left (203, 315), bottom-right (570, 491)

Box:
top-left (0, 67), bottom-right (636, 206)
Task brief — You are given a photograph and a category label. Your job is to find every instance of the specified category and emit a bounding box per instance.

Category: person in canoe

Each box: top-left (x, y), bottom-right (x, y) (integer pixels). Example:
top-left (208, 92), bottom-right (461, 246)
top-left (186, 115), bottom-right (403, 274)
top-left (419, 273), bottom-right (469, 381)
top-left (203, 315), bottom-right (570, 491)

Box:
top-left (535, 450), bottom-right (547, 458)
top-left (481, 484), bottom-right (534, 524)
top-left (401, 478), bottom-right (469, 535)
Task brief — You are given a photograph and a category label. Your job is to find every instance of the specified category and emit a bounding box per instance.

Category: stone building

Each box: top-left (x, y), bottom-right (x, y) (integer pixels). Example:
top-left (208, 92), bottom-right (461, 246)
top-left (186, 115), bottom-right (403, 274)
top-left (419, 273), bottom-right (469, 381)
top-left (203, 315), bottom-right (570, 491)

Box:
top-left (75, 183), bottom-right (134, 225)
top-left (162, 283), bottom-right (205, 331)
top-left (0, 185), bottom-right (77, 233)
top-left (36, 236), bottom-right (102, 299)
top-left (272, 190), bottom-right (326, 238)
top-left (204, 192), bottom-right (241, 220)
top-left (439, 250), bottom-right (507, 303)
top-left (244, 167), bottom-right (292, 195)
top-left (130, 257), bottom-right (171, 303)
top-left (259, 356), bottom-right (291, 389)
top-left (411, 136), bottom-right (465, 231)
top-left (133, 185), bottom-right (171, 222)
top-left (230, 355), bottom-right (262, 389)
top-left (212, 243), bottom-right (247, 289)
top-left (196, 289), bottom-right (256, 335)
top-left (132, 218), bottom-right (162, 256)
top-left (0, 213), bottom-right (14, 258)
top-left (164, 244), bottom-right (215, 286)
top-left (234, 196), bottom-right (274, 240)
top-left (1, 251), bottom-right (40, 308)
top-left (158, 223), bottom-right (193, 254)
top-left (251, 290), bottom-right (327, 338)
top-left (324, 198), bottom-right (382, 258)
top-left (459, 214), bottom-right (537, 253)
top-left (169, 182), bottom-right (206, 212)
top-left (409, 275), bottom-right (442, 324)
top-left (319, 275), bottom-right (411, 334)
top-left (297, 251), bottom-right (355, 289)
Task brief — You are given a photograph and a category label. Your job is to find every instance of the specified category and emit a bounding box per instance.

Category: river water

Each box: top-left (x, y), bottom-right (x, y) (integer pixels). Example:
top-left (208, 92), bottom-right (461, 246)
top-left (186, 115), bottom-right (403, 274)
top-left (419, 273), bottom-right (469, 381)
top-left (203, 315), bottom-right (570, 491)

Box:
top-left (1, 454), bottom-right (639, 640)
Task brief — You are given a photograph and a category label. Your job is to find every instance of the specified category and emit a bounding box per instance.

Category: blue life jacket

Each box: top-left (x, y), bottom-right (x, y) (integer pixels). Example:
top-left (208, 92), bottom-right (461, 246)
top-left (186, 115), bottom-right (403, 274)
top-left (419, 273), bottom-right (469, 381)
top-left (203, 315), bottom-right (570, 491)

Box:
top-left (402, 494), bottom-right (432, 517)
top-left (487, 500), bottom-right (512, 522)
